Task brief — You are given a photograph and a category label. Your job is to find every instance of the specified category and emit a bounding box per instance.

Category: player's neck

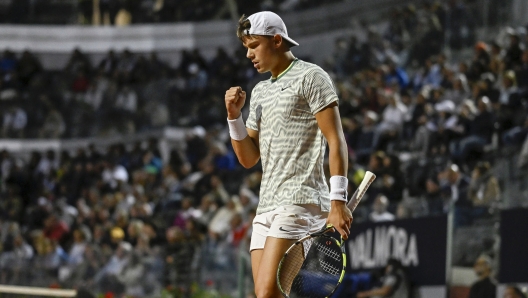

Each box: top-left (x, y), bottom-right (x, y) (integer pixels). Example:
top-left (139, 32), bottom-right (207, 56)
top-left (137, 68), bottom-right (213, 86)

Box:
top-left (270, 52), bottom-right (296, 79)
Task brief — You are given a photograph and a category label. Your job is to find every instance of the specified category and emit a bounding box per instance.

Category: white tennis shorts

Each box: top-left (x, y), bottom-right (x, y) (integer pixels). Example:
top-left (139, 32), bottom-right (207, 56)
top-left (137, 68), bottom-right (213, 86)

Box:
top-left (249, 204), bottom-right (328, 252)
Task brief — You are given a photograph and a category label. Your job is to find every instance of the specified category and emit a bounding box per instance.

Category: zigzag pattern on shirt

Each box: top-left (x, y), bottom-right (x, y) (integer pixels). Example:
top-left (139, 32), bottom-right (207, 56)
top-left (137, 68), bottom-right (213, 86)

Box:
top-left (246, 59), bottom-right (339, 215)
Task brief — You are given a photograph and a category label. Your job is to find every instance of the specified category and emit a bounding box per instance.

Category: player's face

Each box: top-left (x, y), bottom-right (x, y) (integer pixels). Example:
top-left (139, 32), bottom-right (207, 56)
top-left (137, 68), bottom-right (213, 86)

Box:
top-left (242, 36), bottom-right (277, 74)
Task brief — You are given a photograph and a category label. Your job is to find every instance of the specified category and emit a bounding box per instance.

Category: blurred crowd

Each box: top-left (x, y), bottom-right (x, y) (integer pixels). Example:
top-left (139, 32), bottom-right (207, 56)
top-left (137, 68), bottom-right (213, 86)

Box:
top-left (0, 46), bottom-right (260, 139)
top-left (0, 132), bottom-right (255, 296)
top-left (0, 0), bottom-right (527, 296)
top-left (323, 0), bottom-right (528, 226)
top-left (0, 0), bottom-right (340, 25)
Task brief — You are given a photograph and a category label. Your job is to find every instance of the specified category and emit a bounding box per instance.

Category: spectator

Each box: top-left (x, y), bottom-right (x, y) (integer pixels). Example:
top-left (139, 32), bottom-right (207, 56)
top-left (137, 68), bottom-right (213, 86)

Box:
top-left (444, 73), bottom-right (470, 106)
top-left (0, 234), bottom-right (34, 284)
top-left (36, 150), bottom-right (59, 177)
top-left (489, 41), bottom-right (504, 77)
top-left (409, 115), bottom-right (430, 157)
top-left (355, 111), bottom-right (378, 164)
top-left (64, 48), bottom-right (92, 75)
top-left (98, 50), bottom-right (118, 75)
top-left (207, 197), bottom-right (239, 239)
top-left (503, 285), bottom-right (527, 298)
top-left (468, 42), bottom-right (491, 79)
top-left (72, 71), bottom-right (90, 94)
top-left (515, 49), bottom-right (528, 89)
top-left (376, 90), bottom-right (408, 151)
top-left (446, 0), bottom-right (475, 50)
top-left (2, 106), bottom-right (27, 138)
top-left (384, 61), bottom-right (409, 91)
top-left (17, 50), bottom-right (42, 86)
top-left (164, 226), bottom-right (194, 295)
top-left (364, 151), bottom-right (387, 205)
top-left (423, 176), bottom-right (443, 216)
top-left (0, 50), bottom-right (17, 74)
top-left (39, 108), bottom-right (65, 139)
top-left (101, 157), bottom-right (129, 190)
top-left (99, 0), bottom-right (121, 25)
top-left (66, 228), bottom-right (89, 266)
top-left (504, 29), bottom-right (524, 70)
top-left (116, 252), bottom-right (146, 297)
top-left (172, 197), bottom-right (199, 229)
top-left (43, 214), bottom-right (70, 242)
top-left (114, 85), bottom-right (138, 130)
top-left (115, 49), bottom-right (136, 83)
top-left (428, 100), bottom-right (460, 156)
top-left (226, 213), bottom-right (250, 247)
top-left (369, 194), bottom-right (395, 222)
top-left (357, 258), bottom-right (410, 298)
top-left (33, 236), bottom-right (66, 286)
top-left (498, 71), bottom-right (525, 133)
top-left (439, 164), bottom-right (473, 225)
top-left (78, 0), bottom-right (93, 24)
top-left (238, 188), bottom-right (258, 220)
top-left (95, 241), bottom-right (132, 295)
top-left (502, 116), bottom-right (528, 147)
top-left (468, 254), bottom-right (497, 298)
top-left (468, 161), bottom-right (500, 213)
top-left (450, 96), bottom-right (495, 166)
top-left (380, 153), bottom-right (405, 203)
top-left (210, 141), bottom-right (236, 171)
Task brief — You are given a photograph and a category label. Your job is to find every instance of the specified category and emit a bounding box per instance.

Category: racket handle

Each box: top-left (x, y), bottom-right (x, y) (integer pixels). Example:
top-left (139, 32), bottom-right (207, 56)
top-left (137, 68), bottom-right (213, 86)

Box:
top-left (347, 171), bottom-right (376, 212)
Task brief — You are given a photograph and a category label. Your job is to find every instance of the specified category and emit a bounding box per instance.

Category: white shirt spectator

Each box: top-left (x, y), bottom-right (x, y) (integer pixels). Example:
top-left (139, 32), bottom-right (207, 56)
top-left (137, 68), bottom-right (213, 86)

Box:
top-left (36, 155), bottom-right (59, 177)
top-left (115, 88), bottom-right (137, 113)
top-left (369, 211), bottom-right (396, 222)
top-left (208, 199), bottom-right (239, 236)
top-left (84, 86), bottom-right (104, 111)
top-left (378, 95), bottom-right (408, 133)
top-left (370, 195), bottom-right (395, 222)
top-left (102, 164), bottom-right (129, 189)
top-left (3, 108), bottom-right (27, 131)
top-left (1, 156), bottom-right (12, 180)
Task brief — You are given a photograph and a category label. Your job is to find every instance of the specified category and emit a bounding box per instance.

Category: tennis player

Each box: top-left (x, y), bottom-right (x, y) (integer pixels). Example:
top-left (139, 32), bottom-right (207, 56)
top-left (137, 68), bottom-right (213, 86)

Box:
top-left (224, 11), bottom-right (353, 298)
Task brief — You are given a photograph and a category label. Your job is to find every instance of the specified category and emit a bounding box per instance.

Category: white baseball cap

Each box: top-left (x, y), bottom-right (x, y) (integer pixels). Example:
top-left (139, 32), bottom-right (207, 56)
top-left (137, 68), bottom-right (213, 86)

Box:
top-left (244, 11), bottom-right (299, 47)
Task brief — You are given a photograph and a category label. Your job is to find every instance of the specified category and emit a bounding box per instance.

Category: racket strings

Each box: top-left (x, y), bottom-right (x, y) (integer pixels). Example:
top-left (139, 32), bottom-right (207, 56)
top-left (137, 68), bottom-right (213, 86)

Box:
top-left (314, 241), bottom-right (341, 261)
top-left (319, 259), bottom-right (341, 276)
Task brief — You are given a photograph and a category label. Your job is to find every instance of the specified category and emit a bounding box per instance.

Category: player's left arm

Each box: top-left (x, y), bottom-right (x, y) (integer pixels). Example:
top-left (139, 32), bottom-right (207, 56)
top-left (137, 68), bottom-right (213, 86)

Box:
top-left (315, 102), bottom-right (353, 240)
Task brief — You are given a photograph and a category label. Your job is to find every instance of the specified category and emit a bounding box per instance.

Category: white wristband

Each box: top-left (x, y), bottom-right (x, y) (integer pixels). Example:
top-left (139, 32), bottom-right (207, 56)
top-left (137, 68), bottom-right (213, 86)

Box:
top-left (227, 115), bottom-right (248, 141)
top-left (330, 175), bottom-right (348, 202)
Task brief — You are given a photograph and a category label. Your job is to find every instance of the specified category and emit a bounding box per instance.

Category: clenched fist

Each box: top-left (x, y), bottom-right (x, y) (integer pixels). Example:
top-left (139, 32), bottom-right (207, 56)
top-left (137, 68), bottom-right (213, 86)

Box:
top-left (225, 86), bottom-right (246, 119)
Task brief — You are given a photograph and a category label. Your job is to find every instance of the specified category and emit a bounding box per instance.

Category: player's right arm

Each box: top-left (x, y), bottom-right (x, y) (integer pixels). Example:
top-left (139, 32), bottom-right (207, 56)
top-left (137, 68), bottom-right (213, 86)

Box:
top-left (225, 86), bottom-right (260, 168)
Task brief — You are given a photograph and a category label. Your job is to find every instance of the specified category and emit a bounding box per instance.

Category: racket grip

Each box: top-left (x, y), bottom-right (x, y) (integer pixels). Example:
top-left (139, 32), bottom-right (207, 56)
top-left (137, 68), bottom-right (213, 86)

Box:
top-left (347, 171), bottom-right (376, 212)
top-left (347, 188), bottom-right (359, 210)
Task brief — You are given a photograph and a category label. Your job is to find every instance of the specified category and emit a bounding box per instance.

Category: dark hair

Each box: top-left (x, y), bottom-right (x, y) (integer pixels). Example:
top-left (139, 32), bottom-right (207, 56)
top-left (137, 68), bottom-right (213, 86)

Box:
top-left (236, 14), bottom-right (252, 42)
top-left (387, 258), bottom-right (403, 270)
top-left (475, 161), bottom-right (491, 175)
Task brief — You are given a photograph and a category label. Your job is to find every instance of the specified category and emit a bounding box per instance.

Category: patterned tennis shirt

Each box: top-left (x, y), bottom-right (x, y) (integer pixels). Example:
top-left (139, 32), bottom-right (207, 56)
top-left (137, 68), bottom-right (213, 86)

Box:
top-left (246, 58), bottom-right (339, 214)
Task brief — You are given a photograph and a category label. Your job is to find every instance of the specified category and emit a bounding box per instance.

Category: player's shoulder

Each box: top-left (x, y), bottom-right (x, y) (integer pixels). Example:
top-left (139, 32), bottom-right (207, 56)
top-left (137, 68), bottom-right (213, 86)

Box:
top-left (295, 59), bottom-right (331, 78)
top-left (295, 59), bottom-right (325, 72)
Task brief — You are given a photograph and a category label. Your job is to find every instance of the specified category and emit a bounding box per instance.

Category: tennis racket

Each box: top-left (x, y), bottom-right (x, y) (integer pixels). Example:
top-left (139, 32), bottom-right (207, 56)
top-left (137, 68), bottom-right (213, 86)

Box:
top-left (276, 171), bottom-right (376, 298)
